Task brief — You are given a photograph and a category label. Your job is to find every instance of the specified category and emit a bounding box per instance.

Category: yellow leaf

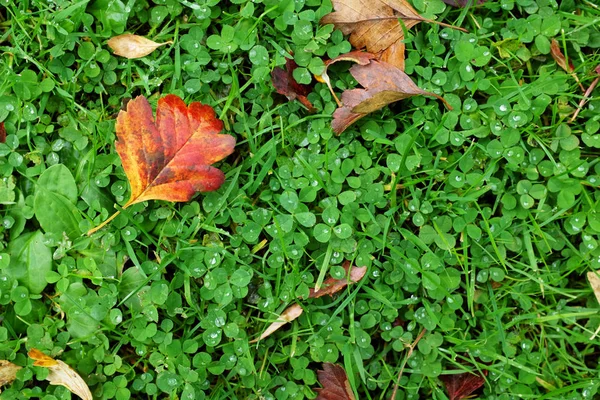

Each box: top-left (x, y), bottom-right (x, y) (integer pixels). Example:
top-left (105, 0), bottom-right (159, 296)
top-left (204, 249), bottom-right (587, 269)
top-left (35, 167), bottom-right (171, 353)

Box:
top-left (28, 349), bottom-right (92, 400)
top-left (107, 34), bottom-right (173, 59)
top-left (250, 304), bottom-right (303, 343)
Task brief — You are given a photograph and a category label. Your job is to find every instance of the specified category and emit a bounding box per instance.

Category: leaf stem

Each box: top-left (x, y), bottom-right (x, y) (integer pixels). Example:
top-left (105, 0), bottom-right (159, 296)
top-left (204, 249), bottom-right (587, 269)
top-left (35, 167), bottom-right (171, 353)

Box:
top-left (86, 209), bottom-right (121, 236)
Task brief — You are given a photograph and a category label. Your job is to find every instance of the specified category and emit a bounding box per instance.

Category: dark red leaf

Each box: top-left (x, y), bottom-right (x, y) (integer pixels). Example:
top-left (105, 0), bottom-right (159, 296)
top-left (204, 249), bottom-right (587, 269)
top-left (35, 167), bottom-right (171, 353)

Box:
top-left (271, 58), bottom-right (315, 112)
top-left (0, 122), bottom-right (5, 143)
top-left (440, 370), bottom-right (487, 400)
top-left (315, 363), bottom-right (355, 400)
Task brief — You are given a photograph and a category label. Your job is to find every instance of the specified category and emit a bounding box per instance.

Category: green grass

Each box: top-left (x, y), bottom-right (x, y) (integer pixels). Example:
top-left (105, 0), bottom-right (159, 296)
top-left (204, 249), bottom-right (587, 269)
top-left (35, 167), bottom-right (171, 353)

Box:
top-left (1, 0), bottom-right (600, 399)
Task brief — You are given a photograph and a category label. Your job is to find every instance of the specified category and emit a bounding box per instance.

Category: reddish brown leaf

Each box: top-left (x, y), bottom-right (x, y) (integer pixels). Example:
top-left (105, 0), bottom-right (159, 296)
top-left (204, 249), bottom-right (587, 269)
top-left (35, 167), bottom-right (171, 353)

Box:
top-left (309, 261), bottom-right (367, 298)
top-left (550, 39), bottom-right (584, 92)
top-left (250, 303), bottom-right (303, 343)
top-left (316, 51), bottom-right (378, 106)
top-left (87, 95), bottom-right (236, 235)
top-left (321, 0), bottom-right (466, 70)
top-left (332, 60), bottom-right (451, 134)
top-left (272, 58), bottom-right (315, 111)
top-left (107, 34), bottom-right (172, 59)
top-left (0, 122), bottom-right (5, 143)
top-left (440, 370), bottom-right (487, 400)
top-left (315, 363), bottom-right (355, 400)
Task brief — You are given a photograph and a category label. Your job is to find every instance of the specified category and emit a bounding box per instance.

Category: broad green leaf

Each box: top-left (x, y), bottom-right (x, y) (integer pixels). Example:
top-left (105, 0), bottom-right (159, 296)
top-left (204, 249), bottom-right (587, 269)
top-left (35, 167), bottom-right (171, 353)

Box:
top-left (37, 164), bottom-right (78, 203)
top-left (6, 230), bottom-right (52, 294)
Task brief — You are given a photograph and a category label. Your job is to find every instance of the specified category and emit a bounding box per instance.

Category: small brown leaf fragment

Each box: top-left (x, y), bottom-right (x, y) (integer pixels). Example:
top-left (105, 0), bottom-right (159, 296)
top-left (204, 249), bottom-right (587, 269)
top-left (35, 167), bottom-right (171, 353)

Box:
top-left (0, 360), bottom-right (21, 391)
top-left (107, 34), bottom-right (173, 59)
top-left (315, 363), bottom-right (356, 400)
top-left (0, 122), bottom-right (5, 143)
top-left (332, 60), bottom-right (451, 134)
top-left (316, 51), bottom-right (378, 106)
top-left (28, 349), bottom-right (92, 400)
top-left (550, 39), bottom-right (584, 91)
top-left (440, 370), bottom-right (487, 400)
top-left (250, 303), bottom-right (303, 343)
top-left (309, 261), bottom-right (367, 298)
top-left (272, 58), bottom-right (315, 111)
top-left (587, 270), bottom-right (600, 304)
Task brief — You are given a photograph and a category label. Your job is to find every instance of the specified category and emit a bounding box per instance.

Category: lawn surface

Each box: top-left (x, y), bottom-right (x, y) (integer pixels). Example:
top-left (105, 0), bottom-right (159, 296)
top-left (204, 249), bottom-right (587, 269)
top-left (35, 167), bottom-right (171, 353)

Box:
top-left (1, 0), bottom-right (600, 399)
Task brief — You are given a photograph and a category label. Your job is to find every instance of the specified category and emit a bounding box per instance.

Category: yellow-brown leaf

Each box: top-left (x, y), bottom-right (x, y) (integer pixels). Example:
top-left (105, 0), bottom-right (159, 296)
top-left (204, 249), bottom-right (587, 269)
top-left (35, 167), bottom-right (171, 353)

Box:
top-left (28, 349), bottom-right (92, 400)
top-left (107, 34), bottom-right (172, 59)
top-left (250, 304), bottom-right (303, 343)
top-left (0, 360), bottom-right (21, 391)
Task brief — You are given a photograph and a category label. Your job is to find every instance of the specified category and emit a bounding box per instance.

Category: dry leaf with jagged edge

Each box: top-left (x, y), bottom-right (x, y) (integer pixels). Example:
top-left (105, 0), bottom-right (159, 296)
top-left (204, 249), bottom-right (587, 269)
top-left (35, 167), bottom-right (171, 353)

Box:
top-left (440, 370), bottom-right (487, 400)
top-left (272, 58), bottom-right (316, 111)
top-left (321, 0), bottom-right (466, 70)
top-left (250, 303), bottom-right (303, 343)
top-left (0, 360), bottom-right (21, 391)
top-left (315, 363), bottom-right (356, 400)
top-left (309, 260), bottom-right (367, 297)
top-left (332, 60), bottom-right (451, 134)
top-left (315, 51), bottom-right (378, 107)
top-left (87, 94), bottom-right (236, 235)
top-left (550, 39), bottom-right (584, 91)
top-left (28, 349), bottom-right (92, 400)
top-left (107, 34), bottom-right (173, 59)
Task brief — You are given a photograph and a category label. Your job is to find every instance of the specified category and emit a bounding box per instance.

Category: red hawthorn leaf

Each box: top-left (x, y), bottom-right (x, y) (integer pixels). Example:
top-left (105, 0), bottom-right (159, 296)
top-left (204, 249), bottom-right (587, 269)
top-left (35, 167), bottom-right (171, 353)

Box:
top-left (0, 122), bottom-right (5, 143)
top-left (332, 60), bottom-right (451, 134)
top-left (87, 94), bottom-right (236, 235)
top-left (440, 370), bottom-right (487, 400)
top-left (315, 363), bottom-right (356, 400)
top-left (272, 58), bottom-right (315, 111)
top-left (309, 261), bottom-right (367, 298)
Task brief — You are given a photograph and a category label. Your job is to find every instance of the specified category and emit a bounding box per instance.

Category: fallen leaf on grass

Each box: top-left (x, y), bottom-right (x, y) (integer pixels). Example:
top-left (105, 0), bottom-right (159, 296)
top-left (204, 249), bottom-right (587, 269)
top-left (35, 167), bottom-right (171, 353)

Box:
top-left (272, 58), bottom-right (315, 111)
top-left (28, 349), bottom-right (92, 400)
top-left (250, 303), bottom-right (303, 343)
top-left (107, 34), bottom-right (173, 59)
top-left (0, 360), bottom-right (21, 391)
top-left (316, 51), bottom-right (378, 106)
top-left (309, 260), bottom-right (367, 298)
top-left (439, 370), bottom-right (487, 400)
top-left (87, 94), bottom-right (236, 235)
top-left (550, 39), bottom-right (584, 91)
top-left (321, 0), bottom-right (466, 70)
top-left (315, 363), bottom-right (355, 400)
top-left (332, 60), bottom-right (451, 134)
top-left (587, 270), bottom-right (600, 304)
top-left (0, 122), bottom-right (5, 143)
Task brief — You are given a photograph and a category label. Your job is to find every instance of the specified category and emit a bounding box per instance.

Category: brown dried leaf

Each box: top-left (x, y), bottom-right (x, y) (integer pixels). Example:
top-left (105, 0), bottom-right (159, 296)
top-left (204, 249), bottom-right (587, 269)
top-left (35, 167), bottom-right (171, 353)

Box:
top-left (550, 39), bottom-right (584, 91)
top-left (440, 370), bottom-right (487, 400)
top-left (309, 261), bottom-right (367, 298)
top-left (107, 34), bottom-right (173, 59)
top-left (250, 304), bottom-right (303, 343)
top-left (587, 270), bottom-right (600, 304)
top-left (0, 122), bottom-right (5, 143)
top-left (316, 51), bottom-right (378, 106)
top-left (0, 360), bottom-right (21, 391)
top-left (28, 349), bottom-right (92, 400)
top-left (315, 363), bottom-right (355, 400)
top-left (332, 60), bottom-right (451, 134)
top-left (321, 0), bottom-right (466, 70)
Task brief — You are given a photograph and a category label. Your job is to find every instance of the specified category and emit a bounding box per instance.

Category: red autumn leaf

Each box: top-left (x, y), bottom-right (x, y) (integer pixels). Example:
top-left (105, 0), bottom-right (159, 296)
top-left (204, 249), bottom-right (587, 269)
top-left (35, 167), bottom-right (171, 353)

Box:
top-left (332, 60), bottom-right (451, 134)
top-left (309, 261), bottom-right (367, 298)
top-left (272, 58), bottom-right (315, 111)
top-left (0, 122), bottom-right (5, 143)
top-left (440, 370), bottom-right (487, 400)
top-left (88, 94), bottom-right (235, 235)
top-left (315, 363), bottom-right (355, 400)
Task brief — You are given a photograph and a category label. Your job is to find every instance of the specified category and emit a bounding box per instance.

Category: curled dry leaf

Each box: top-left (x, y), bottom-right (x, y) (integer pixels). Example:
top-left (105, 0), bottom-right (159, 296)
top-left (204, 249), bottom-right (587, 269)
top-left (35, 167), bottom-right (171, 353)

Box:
top-left (332, 60), bottom-right (451, 134)
top-left (28, 349), bottom-right (92, 400)
top-left (272, 58), bottom-right (315, 111)
top-left (87, 94), bottom-right (236, 235)
top-left (0, 360), bottom-right (21, 391)
top-left (309, 260), bottom-right (367, 298)
top-left (250, 303), bottom-right (303, 343)
top-left (316, 51), bottom-right (378, 106)
top-left (321, 0), bottom-right (466, 70)
top-left (107, 34), bottom-right (173, 59)
top-left (315, 363), bottom-right (355, 400)
top-left (550, 39), bottom-right (584, 91)
top-left (439, 370), bottom-right (487, 400)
